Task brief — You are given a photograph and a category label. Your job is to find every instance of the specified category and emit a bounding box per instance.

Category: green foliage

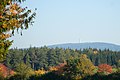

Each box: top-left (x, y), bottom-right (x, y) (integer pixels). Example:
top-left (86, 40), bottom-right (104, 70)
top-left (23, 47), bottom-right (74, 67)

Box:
top-left (0, 74), bottom-right (4, 80)
top-left (6, 69), bottom-right (120, 80)
top-left (1, 47), bottom-right (120, 80)
top-left (82, 72), bottom-right (120, 80)
top-left (14, 62), bottom-right (34, 80)
top-left (29, 72), bottom-right (68, 80)
top-left (64, 54), bottom-right (95, 79)
top-left (4, 47), bottom-right (120, 71)
top-left (117, 60), bottom-right (120, 67)
top-left (0, 40), bottom-right (12, 62)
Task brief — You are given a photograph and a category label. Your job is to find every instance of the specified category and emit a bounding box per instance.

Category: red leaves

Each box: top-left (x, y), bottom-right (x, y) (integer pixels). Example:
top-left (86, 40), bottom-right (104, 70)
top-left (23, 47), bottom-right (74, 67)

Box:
top-left (98, 64), bottom-right (112, 74)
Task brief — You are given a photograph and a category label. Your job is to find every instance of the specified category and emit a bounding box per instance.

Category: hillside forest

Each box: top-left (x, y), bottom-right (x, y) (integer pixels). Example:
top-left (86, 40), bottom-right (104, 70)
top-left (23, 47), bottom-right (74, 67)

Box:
top-left (0, 47), bottom-right (120, 80)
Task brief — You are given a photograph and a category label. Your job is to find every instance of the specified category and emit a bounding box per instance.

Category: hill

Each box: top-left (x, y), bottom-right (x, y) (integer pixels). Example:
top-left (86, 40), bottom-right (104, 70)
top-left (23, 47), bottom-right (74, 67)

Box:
top-left (48, 42), bottom-right (120, 51)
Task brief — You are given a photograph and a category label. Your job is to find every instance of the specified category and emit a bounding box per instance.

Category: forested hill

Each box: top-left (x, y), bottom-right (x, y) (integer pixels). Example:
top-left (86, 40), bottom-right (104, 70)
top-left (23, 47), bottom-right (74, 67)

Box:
top-left (5, 47), bottom-right (120, 71)
top-left (48, 42), bottom-right (120, 51)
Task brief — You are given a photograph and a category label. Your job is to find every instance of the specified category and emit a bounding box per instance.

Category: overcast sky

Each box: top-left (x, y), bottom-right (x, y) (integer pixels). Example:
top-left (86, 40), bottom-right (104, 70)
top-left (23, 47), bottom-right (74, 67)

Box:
top-left (10, 0), bottom-right (120, 48)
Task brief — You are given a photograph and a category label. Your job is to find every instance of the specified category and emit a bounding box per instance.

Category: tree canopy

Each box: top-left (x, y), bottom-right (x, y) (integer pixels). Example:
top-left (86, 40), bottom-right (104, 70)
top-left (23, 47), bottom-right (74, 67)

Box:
top-left (0, 0), bottom-right (36, 62)
top-left (64, 54), bottom-right (96, 79)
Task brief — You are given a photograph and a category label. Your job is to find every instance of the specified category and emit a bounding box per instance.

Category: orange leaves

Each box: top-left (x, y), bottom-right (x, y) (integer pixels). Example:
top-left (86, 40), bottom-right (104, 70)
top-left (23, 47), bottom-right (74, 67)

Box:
top-left (9, 3), bottom-right (20, 15)
top-left (98, 64), bottom-right (112, 74)
top-left (10, 9), bottom-right (18, 15)
top-left (0, 15), bottom-right (3, 18)
top-left (10, 3), bottom-right (18, 10)
top-left (0, 64), bottom-right (15, 78)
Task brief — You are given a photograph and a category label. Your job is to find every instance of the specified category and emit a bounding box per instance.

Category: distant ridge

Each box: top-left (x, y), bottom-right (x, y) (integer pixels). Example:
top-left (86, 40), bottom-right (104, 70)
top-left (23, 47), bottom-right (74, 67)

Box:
top-left (48, 42), bottom-right (120, 51)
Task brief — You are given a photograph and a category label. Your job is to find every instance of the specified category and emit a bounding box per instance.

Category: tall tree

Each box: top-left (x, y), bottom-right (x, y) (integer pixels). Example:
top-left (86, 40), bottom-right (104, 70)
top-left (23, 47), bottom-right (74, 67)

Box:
top-left (15, 62), bottom-right (34, 80)
top-left (64, 54), bottom-right (96, 79)
top-left (0, 0), bottom-right (36, 62)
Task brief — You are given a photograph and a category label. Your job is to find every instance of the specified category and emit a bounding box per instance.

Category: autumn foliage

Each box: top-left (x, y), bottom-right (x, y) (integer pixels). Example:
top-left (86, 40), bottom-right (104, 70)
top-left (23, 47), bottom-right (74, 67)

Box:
top-left (49, 62), bottom-right (67, 75)
top-left (35, 68), bottom-right (46, 76)
top-left (0, 64), bottom-right (15, 78)
top-left (0, 0), bottom-right (36, 62)
top-left (98, 64), bottom-right (112, 74)
top-left (64, 54), bottom-right (96, 79)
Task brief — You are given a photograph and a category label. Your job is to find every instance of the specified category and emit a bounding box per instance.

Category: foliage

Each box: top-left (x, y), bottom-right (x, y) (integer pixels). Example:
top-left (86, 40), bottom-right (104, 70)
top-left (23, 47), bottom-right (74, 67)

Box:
top-left (15, 62), bottom-right (34, 79)
top-left (4, 47), bottom-right (120, 70)
top-left (1, 47), bottom-right (119, 80)
top-left (82, 72), bottom-right (120, 80)
top-left (34, 68), bottom-right (46, 76)
top-left (98, 64), bottom-right (112, 75)
top-left (0, 0), bottom-right (36, 62)
top-left (64, 54), bottom-right (96, 79)
top-left (0, 75), bottom-right (4, 80)
top-left (49, 66), bottom-right (58, 71)
top-left (6, 69), bottom-right (120, 80)
top-left (29, 72), bottom-right (68, 80)
top-left (0, 64), bottom-right (15, 78)
top-left (117, 60), bottom-right (120, 67)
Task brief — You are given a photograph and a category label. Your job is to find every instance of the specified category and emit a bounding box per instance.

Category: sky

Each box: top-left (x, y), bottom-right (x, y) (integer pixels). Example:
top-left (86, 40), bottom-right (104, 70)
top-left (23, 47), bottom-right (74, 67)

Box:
top-left (10, 0), bottom-right (120, 48)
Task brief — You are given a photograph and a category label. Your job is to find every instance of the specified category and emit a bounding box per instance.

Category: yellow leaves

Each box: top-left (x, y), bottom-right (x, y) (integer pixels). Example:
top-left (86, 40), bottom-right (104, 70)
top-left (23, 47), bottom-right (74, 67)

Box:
top-left (28, 69), bottom-right (35, 76)
top-left (0, 0), bottom-right (35, 36)
top-left (0, 0), bottom-right (36, 62)
top-left (8, 19), bottom-right (20, 28)
top-left (35, 68), bottom-right (46, 75)
top-left (2, 24), bottom-right (7, 28)
top-left (0, 42), bottom-right (4, 47)
top-left (0, 34), bottom-right (10, 40)
top-left (64, 54), bottom-right (96, 79)
top-left (49, 66), bottom-right (58, 71)
top-left (81, 54), bottom-right (87, 58)
top-left (8, 1), bottom-right (12, 5)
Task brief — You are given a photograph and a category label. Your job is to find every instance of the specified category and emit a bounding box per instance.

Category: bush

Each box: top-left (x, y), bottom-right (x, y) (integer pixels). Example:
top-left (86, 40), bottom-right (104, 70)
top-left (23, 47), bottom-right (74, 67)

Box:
top-left (82, 72), bottom-right (120, 80)
top-left (8, 74), bottom-right (28, 80)
top-left (29, 72), bottom-right (68, 80)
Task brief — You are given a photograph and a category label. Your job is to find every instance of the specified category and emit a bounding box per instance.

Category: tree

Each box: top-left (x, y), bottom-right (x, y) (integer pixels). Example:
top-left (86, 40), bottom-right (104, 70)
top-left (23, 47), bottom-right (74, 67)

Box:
top-left (117, 60), bottom-right (120, 67)
top-left (0, 63), bottom-right (15, 78)
top-left (98, 64), bottom-right (112, 75)
top-left (0, 0), bottom-right (36, 62)
top-left (64, 54), bottom-right (96, 79)
top-left (15, 62), bottom-right (34, 79)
